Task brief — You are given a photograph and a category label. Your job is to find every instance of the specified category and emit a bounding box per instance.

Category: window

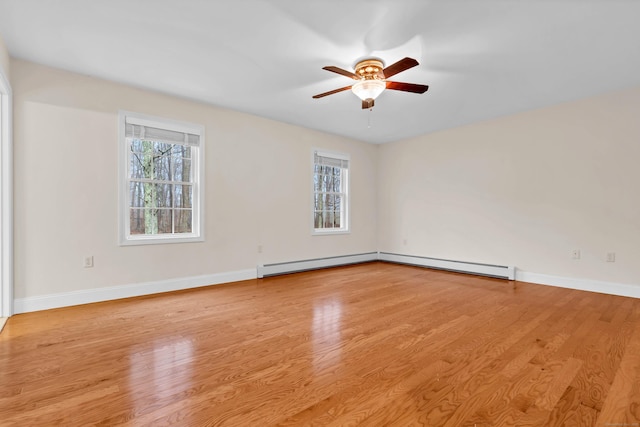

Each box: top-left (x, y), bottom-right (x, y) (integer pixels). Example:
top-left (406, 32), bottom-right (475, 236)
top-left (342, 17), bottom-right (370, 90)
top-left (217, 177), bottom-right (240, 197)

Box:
top-left (313, 150), bottom-right (349, 234)
top-left (119, 111), bottom-right (204, 245)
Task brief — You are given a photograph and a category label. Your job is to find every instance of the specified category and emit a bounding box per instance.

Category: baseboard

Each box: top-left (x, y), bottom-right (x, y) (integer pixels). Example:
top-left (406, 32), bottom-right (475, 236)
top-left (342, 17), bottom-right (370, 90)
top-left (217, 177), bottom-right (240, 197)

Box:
top-left (516, 270), bottom-right (640, 299)
top-left (13, 269), bottom-right (257, 314)
top-left (257, 252), bottom-right (378, 278)
top-left (12, 257), bottom-right (640, 314)
top-left (379, 252), bottom-right (516, 280)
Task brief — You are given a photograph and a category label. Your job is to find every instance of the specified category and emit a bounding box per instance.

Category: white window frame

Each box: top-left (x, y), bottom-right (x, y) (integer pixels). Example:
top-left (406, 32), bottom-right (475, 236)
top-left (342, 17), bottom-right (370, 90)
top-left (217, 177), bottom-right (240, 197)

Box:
top-left (312, 149), bottom-right (350, 235)
top-left (118, 111), bottom-right (205, 245)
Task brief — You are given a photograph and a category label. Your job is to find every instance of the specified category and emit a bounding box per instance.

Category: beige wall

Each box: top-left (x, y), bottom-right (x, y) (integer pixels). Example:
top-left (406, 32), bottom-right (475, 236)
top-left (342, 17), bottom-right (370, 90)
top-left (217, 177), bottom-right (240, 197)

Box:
top-left (378, 87), bottom-right (640, 287)
top-left (12, 59), bottom-right (378, 299)
top-left (11, 56), bottom-right (640, 302)
top-left (0, 35), bottom-right (8, 80)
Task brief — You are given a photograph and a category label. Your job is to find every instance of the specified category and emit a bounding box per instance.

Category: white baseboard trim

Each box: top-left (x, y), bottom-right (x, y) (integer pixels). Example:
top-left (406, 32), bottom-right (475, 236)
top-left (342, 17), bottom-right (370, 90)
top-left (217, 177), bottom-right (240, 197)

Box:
top-left (13, 258), bottom-right (640, 315)
top-left (379, 252), bottom-right (516, 280)
top-left (516, 270), bottom-right (640, 299)
top-left (13, 269), bottom-right (257, 314)
top-left (257, 252), bottom-right (378, 278)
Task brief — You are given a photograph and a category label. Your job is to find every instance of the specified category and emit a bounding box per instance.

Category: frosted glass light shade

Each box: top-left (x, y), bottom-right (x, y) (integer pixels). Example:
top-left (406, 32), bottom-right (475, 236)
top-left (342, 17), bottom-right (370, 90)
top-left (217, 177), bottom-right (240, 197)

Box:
top-left (351, 79), bottom-right (385, 100)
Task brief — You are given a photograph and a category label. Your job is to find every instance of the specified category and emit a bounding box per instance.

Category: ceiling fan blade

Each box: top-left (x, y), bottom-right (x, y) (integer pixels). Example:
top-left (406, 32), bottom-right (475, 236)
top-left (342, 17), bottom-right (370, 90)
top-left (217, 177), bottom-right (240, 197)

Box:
top-left (362, 99), bottom-right (374, 109)
top-left (385, 81), bottom-right (429, 94)
top-left (322, 66), bottom-right (359, 80)
top-left (382, 57), bottom-right (419, 79)
top-left (312, 85), bottom-right (353, 99)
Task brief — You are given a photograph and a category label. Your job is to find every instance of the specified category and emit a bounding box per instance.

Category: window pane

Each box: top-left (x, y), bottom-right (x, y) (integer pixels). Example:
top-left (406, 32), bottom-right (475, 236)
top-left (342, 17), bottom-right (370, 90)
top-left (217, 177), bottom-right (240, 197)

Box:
top-left (130, 209), bottom-right (146, 234)
top-left (175, 209), bottom-right (193, 233)
top-left (154, 155), bottom-right (171, 181)
top-left (129, 153), bottom-right (142, 179)
top-left (154, 141), bottom-right (173, 156)
top-left (334, 214), bottom-right (341, 228)
top-left (130, 139), bottom-right (145, 153)
top-left (143, 183), bottom-right (158, 208)
top-left (326, 211), bottom-right (334, 228)
top-left (172, 144), bottom-right (191, 159)
top-left (325, 194), bottom-right (334, 210)
top-left (157, 209), bottom-right (172, 234)
top-left (130, 152), bottom-right (153, 179)
top-left (130, 209), bottom-right (162, 235)
top-left (173, 158), bottom-right (192, 183)
top-left (129, 181), bottom-right (146, 208)
top-left (333, 173), bottom-right (342, 192)
top-left (129, 183), bottom-right (175, 209)
top-left (155, 183), bottom-right (173, 208)
top-left (322, 173), bottom-right (332, 193)
top-left (132, 140), bottom-right (155, 155)
top-left (175, 185), bottom-right (193, 209)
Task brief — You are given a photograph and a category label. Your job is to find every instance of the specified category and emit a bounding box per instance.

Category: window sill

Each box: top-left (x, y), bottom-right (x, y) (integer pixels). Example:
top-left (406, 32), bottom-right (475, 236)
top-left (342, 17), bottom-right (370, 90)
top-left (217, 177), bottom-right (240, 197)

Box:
top-left (120, 234), bottom-right (204, 246)
top-left (312, 229), bottom-right (351, 236)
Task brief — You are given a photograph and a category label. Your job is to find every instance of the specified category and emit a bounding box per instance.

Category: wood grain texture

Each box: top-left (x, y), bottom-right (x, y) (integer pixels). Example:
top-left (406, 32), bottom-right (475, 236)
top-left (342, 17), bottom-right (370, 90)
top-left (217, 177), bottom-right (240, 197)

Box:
top-left (1, 262), bottom-right (639, 426)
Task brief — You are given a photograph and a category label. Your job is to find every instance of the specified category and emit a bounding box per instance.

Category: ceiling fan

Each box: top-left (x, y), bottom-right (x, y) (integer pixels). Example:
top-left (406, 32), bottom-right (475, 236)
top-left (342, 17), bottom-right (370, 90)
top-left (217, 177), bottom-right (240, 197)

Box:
top-left (313, 57), bottom-right (429, 109)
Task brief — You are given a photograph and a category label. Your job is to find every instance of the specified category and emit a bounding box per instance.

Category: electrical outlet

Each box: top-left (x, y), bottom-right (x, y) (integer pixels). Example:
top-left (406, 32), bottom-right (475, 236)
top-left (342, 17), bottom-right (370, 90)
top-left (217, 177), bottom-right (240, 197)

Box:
top-left (83, 256), bottom-right (94, 268)
top-left (572, 249), bottom-right (580, 260)
top-left (606, 252), bottom-right (616, 262)
top-left (257, 245), bottom-right (263, 253)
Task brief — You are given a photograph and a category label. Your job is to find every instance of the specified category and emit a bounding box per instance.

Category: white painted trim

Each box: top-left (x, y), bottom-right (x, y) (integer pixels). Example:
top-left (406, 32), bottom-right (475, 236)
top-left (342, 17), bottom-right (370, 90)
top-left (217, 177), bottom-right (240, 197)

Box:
top-left (123, 113), bottom-right (203, 136)
top-left (14, 269), bottom-right (256, 314)
top-left (0, 66), bottom-right (12, 318)
top-left (379, 252), bottom-right (516, 280)
top-left (376, 253), bottom-right (638, 299)
top-left (257, 252), bottom-right (378, 278)
top-left (516, 270), bottom-right (640, 299)
top-left (10, 257), bottom-right (640, 314)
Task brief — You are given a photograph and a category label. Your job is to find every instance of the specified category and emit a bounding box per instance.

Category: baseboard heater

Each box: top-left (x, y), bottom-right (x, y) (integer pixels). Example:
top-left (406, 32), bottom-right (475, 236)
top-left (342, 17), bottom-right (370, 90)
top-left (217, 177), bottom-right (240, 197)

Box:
top-left (257, 252), bottom-right (378, 278)
top-left (378, 252), bottom-right (516, 280)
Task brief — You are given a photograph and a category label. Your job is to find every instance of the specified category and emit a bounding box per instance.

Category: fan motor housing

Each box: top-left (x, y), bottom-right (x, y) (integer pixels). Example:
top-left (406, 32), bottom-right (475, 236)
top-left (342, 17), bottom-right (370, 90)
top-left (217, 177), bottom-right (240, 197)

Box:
top-left (355, 59), bottom-right (385, 80)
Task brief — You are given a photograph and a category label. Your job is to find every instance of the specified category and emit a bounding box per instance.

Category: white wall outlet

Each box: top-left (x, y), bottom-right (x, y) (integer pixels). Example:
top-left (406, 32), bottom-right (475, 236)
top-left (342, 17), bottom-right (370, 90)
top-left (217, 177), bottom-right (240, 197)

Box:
top-left (606, 252), bottom-right (616, 262)
top-left (572, 249), bottom-right (581, 260)
top-left (83, 256), bottom-right (94, 268)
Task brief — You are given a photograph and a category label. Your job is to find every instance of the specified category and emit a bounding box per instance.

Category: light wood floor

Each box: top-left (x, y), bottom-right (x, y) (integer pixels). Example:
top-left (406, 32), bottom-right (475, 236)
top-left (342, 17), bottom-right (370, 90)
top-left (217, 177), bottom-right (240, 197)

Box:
top-left (1, 262), bottom-right (639, 426)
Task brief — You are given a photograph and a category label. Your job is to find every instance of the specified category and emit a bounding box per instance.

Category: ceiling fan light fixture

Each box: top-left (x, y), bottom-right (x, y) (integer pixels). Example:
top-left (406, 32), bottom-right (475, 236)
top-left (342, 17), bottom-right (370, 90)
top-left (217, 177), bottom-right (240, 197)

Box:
top-left (313, 57), bottom-right (426, 109)
top-left (351, 79), bottom-right (385, 101)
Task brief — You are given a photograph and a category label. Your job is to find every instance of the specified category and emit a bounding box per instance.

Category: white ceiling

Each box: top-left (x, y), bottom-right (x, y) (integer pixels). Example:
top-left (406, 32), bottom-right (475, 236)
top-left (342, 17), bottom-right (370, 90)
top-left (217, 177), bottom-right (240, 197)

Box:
top-left (1, 0), bottom-right (639, 144)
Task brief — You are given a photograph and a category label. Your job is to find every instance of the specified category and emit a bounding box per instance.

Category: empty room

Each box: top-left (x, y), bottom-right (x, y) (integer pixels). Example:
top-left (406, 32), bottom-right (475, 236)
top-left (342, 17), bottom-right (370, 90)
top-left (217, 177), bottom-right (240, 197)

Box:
top-left (0, 1), bottom-right (639, 425)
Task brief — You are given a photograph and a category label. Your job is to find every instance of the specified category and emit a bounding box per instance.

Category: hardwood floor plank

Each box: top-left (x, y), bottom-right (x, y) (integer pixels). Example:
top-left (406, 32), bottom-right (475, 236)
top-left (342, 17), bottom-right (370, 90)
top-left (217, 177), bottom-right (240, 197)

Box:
top-left (1, 262), bottom-right (639, 426)
top-left (545, 386), bottom-right (599, 426)
top-left (596, 306), bottom-right (640, 426)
